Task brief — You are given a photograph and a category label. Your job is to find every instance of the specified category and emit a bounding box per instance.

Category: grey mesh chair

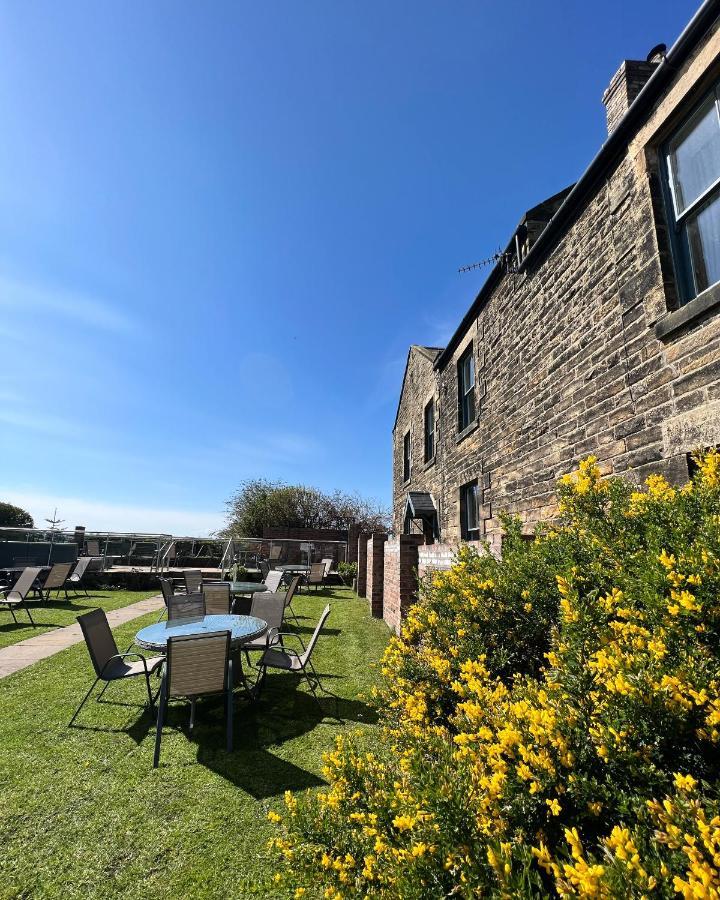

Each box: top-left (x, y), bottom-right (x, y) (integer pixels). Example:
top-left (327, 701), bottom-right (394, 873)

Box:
top-left (244, 592), bottom-right (288, 653)
top-left (158, 577), bottom-right (175, 621)
top-left (258, 560), bottom-right (270, 580)
top-left (269, 545), bottom-right (282, 564)
top-left (306, 562), bottom-right (326, 592)
top-left (259, 604), bottom-right (331, 707)
top-left (168, 592), bottom-right (205, 621)
top-left (153, 630), bottom-right (233, 767)
top-left (283, 575), bottom-right (302, 624)
top-left (70, 608), bottom-right (164, 726)
top-left (264, 570), bottom-right (284, 592)
top-left (41, 562), bottom-right (73, 600)
top-left (183, 570), bottom-right (203, 594)
top-left (204, 582), bottom-right (231, 615)
top-left (321, 558), bottom-right (334, 577)
top-left (67, 556), bottom-right (93, 596)
top-left (0, 566), bottom-right (43, 626)
top-left (86, 539), bottom-right (101, 558)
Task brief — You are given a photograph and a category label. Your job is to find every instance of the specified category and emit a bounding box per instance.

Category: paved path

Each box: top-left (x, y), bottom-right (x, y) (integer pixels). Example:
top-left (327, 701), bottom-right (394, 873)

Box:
top-left (0, 594), bottom-right (164, 679)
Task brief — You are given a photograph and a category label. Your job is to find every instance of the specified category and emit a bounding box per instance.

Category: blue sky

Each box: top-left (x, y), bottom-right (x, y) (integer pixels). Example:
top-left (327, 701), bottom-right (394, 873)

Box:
top-left (0, 0), bottom-right (699, 535)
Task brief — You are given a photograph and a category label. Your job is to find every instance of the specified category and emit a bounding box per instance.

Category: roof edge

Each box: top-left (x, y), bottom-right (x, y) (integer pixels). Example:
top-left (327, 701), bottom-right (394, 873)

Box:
top-left (435, 0), bottom-right (720, 369)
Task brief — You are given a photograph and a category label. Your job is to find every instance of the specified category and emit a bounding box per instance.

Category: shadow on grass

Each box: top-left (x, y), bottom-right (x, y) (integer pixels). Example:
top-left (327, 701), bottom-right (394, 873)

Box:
top-left (71, 667), bottom-right (377, 798)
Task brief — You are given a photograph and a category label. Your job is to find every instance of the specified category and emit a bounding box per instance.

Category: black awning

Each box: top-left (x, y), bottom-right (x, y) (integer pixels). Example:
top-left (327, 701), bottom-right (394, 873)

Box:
top-left (405, 492), bottom-right (436, 518)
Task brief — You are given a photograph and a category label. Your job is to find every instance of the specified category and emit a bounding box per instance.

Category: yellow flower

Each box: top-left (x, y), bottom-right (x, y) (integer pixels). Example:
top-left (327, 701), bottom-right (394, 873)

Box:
top-left (267, 811), bottom-right (282, 824)
top-left (673, 772), bottom-right (697, 792)
top-left (546, 798), bottom-right (562, 816)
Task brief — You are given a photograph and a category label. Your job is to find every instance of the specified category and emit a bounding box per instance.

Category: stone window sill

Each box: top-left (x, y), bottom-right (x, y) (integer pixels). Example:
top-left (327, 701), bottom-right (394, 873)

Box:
top-left (423, 456), bottom-right (436, 472)
top-left (655, 281), bottom-right (720, 340)
top-left (456, 419), bottom-right (478, 445)
top-left (402, 477), bottom-right (411, 488)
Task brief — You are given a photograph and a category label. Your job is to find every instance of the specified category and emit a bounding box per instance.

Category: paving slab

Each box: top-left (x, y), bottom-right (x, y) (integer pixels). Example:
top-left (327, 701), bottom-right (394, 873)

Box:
top-left (0, 595), bottom-right (164, 679)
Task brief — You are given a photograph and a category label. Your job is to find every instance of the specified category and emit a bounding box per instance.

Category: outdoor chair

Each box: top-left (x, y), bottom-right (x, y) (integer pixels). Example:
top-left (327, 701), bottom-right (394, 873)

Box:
top-left (244, 592), bottom-right (288, 654)
top-left (281, 574), bottom-right (302, 624)
top-left (264, 570), bottom-right (284, 592)
top-left (41, 562), bottom-right (73, 600)
top-left (258, 560), bottom-right (270, 580)
top-left (69, 608), bottom-right (164, 726)
top-left (183, 570), bottom-right (203, 594)
top-left (168, 592), bottom-right (205, 621)
top-left (321, 558), bottom-right (334, 578)
top-left (0, 566), bottom-right (43, 626)
top-left (306, 562), bottom-right (326, 592)
top-left (204, 582), bottom-right (231, 615)
top-left (153, 630), bottom-right (233, 767)
top-left (67, 556), bottom-right (93, 596)
top-left (85, 539), bottom-right (101, 558)
top-left (158, 577), bottom-right (175, 621)
top-left (259, 604), bottom-right (331, 708)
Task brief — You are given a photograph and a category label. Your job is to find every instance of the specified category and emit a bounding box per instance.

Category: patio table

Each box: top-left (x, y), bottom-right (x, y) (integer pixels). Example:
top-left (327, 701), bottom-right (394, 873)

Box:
top-left (135, 614), bottom-right (268, 698)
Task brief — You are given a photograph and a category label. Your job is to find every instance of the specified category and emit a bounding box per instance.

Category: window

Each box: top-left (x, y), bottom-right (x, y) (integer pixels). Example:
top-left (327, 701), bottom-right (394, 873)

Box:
top-left (403, 431), bottom-right (411, 482)
top-left (460, 480), bottom-right (480, 541)
top-left (424, 399), bottom-right (435, 462)
top-left (664, 87), bottom-right (720, 303)
top-left (457, 345), bottom-right (476, 432)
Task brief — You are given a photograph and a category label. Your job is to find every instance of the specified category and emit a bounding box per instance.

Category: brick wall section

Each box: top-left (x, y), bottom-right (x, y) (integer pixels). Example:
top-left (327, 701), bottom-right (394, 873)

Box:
top-left (383, 535), bottom-right (424, 634)
top-left (356, 532), bottom-right (368, 597)
top-left (392, 20), bottom-right (720, 550)
top-left (417, 542), bottom-right (456, 580)
top-left (347, 524), bottom-right (362, 566)
top-left (366, 533), bottom-right (388, 618)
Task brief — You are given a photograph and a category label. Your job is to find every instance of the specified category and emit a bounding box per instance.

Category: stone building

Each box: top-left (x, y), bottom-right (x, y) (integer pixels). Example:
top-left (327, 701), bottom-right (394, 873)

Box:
top-left (391, 0), bottom-right (720, 565)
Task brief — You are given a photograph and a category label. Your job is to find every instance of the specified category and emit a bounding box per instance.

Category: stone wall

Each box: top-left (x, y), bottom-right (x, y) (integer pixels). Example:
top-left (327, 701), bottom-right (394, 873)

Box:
top-left (366, 533), bottom-right (387, 618)
top-left (383, 535), bottom-right (424, 634)
top-left (392, 18), bottom-right (720, 552)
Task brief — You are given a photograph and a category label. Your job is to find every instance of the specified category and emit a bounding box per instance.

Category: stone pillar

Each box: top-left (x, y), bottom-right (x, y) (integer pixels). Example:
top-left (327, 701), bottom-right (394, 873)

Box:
top-left (356, 532), bottom-right (369, 597)
top-left (366, 533), bottom-right (388, 618)
top-left (383, 535), bottom-right (423, 634)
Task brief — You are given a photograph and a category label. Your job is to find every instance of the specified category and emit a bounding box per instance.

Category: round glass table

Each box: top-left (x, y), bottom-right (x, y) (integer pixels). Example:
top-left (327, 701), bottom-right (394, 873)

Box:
top-left (135, 614), bottom-right (267, 652)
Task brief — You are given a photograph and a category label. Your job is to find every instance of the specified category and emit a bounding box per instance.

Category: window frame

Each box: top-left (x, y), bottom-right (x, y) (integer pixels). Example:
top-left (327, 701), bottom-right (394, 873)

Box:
top-left (460, 479), bottom-right (480, 541)
top-left (402, 430), bottom-right (411, 483)
top-left (423, 398), bottom-right (435, 463)
top-left (457, 344), bottom-right (476, 433)
top-left (662, 82), bottom-right (720, 305)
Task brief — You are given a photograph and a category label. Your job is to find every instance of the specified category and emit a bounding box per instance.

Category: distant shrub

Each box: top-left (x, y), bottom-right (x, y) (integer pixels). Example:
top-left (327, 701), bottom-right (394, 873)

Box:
top-left (270, 452), bottom-right (720, 898)
top-left (338, 561), bottom-right (358, 586)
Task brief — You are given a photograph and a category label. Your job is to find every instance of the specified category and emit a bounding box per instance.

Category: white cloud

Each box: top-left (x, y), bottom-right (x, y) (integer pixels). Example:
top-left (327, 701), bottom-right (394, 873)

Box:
top-left (0, 489), bottom-right (222, 537)
top-left (0, 274), bottom-right (136, 334)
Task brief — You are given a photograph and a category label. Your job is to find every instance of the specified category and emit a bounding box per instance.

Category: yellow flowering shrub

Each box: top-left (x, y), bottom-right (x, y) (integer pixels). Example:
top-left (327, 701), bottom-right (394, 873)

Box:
top-left (272, 451), bottom-right (720, 898)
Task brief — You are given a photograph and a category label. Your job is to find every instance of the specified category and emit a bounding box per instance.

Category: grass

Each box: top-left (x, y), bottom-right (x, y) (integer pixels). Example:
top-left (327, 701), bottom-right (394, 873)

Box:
top-left (0, 585), bottom-right (390, 899)
top-left (0, 589), bottom-right (158, 651)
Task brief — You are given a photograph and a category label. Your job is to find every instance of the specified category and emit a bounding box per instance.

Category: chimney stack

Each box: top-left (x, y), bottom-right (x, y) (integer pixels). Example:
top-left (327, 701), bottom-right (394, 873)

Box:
top-left (601, 44), bottom-right (665, 136)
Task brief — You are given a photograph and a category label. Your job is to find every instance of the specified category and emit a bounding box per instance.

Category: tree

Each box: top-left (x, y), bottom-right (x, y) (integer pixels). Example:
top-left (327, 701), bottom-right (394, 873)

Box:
top-left (222, 479), bottom-right (389, 537)
top-left (0, 502), bottom-right (34, 528)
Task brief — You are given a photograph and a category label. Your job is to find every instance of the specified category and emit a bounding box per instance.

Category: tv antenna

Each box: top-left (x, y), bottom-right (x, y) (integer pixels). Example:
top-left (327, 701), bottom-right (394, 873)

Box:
top-left (458, 249), bottom-right (514, 274)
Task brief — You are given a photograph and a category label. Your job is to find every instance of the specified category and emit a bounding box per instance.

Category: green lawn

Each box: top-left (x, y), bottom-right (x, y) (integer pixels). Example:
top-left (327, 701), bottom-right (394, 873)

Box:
top-left (0, 586), bottom-right (390, 899)
top-left (0, 589), bottom-right (159, 650)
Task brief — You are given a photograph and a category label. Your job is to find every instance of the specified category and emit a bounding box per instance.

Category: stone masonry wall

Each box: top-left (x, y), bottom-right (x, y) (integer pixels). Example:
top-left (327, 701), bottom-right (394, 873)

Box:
top-left (383, 535), bottom-right (424, 634)
top-left (392, 20), bottom-right (720, 553)
top-left (366, 533), bottom-right (387, 617)
top-left (392, 347), bottom-right (443, 535)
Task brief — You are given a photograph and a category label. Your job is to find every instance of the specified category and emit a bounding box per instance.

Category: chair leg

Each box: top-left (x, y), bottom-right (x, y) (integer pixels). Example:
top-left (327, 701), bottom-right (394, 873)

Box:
top-left (69, 676), bottom-right (101, 726)
top-left (226, 662), bottom-right (233, 752)
top-left (153, 678), bottom-right (167, 768)
top-left (145, 673), bottom-right (155, 715)
top-left (7, 605), bottom-right (18, 624)
top-left (96, 679), bottom-right (112, 701)
top-left (301, 665), bottom-right (323, 712)
top-left (24, 603), bottom-right (35, 626)
top-left (189, 698), bottom-right (196, 733)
